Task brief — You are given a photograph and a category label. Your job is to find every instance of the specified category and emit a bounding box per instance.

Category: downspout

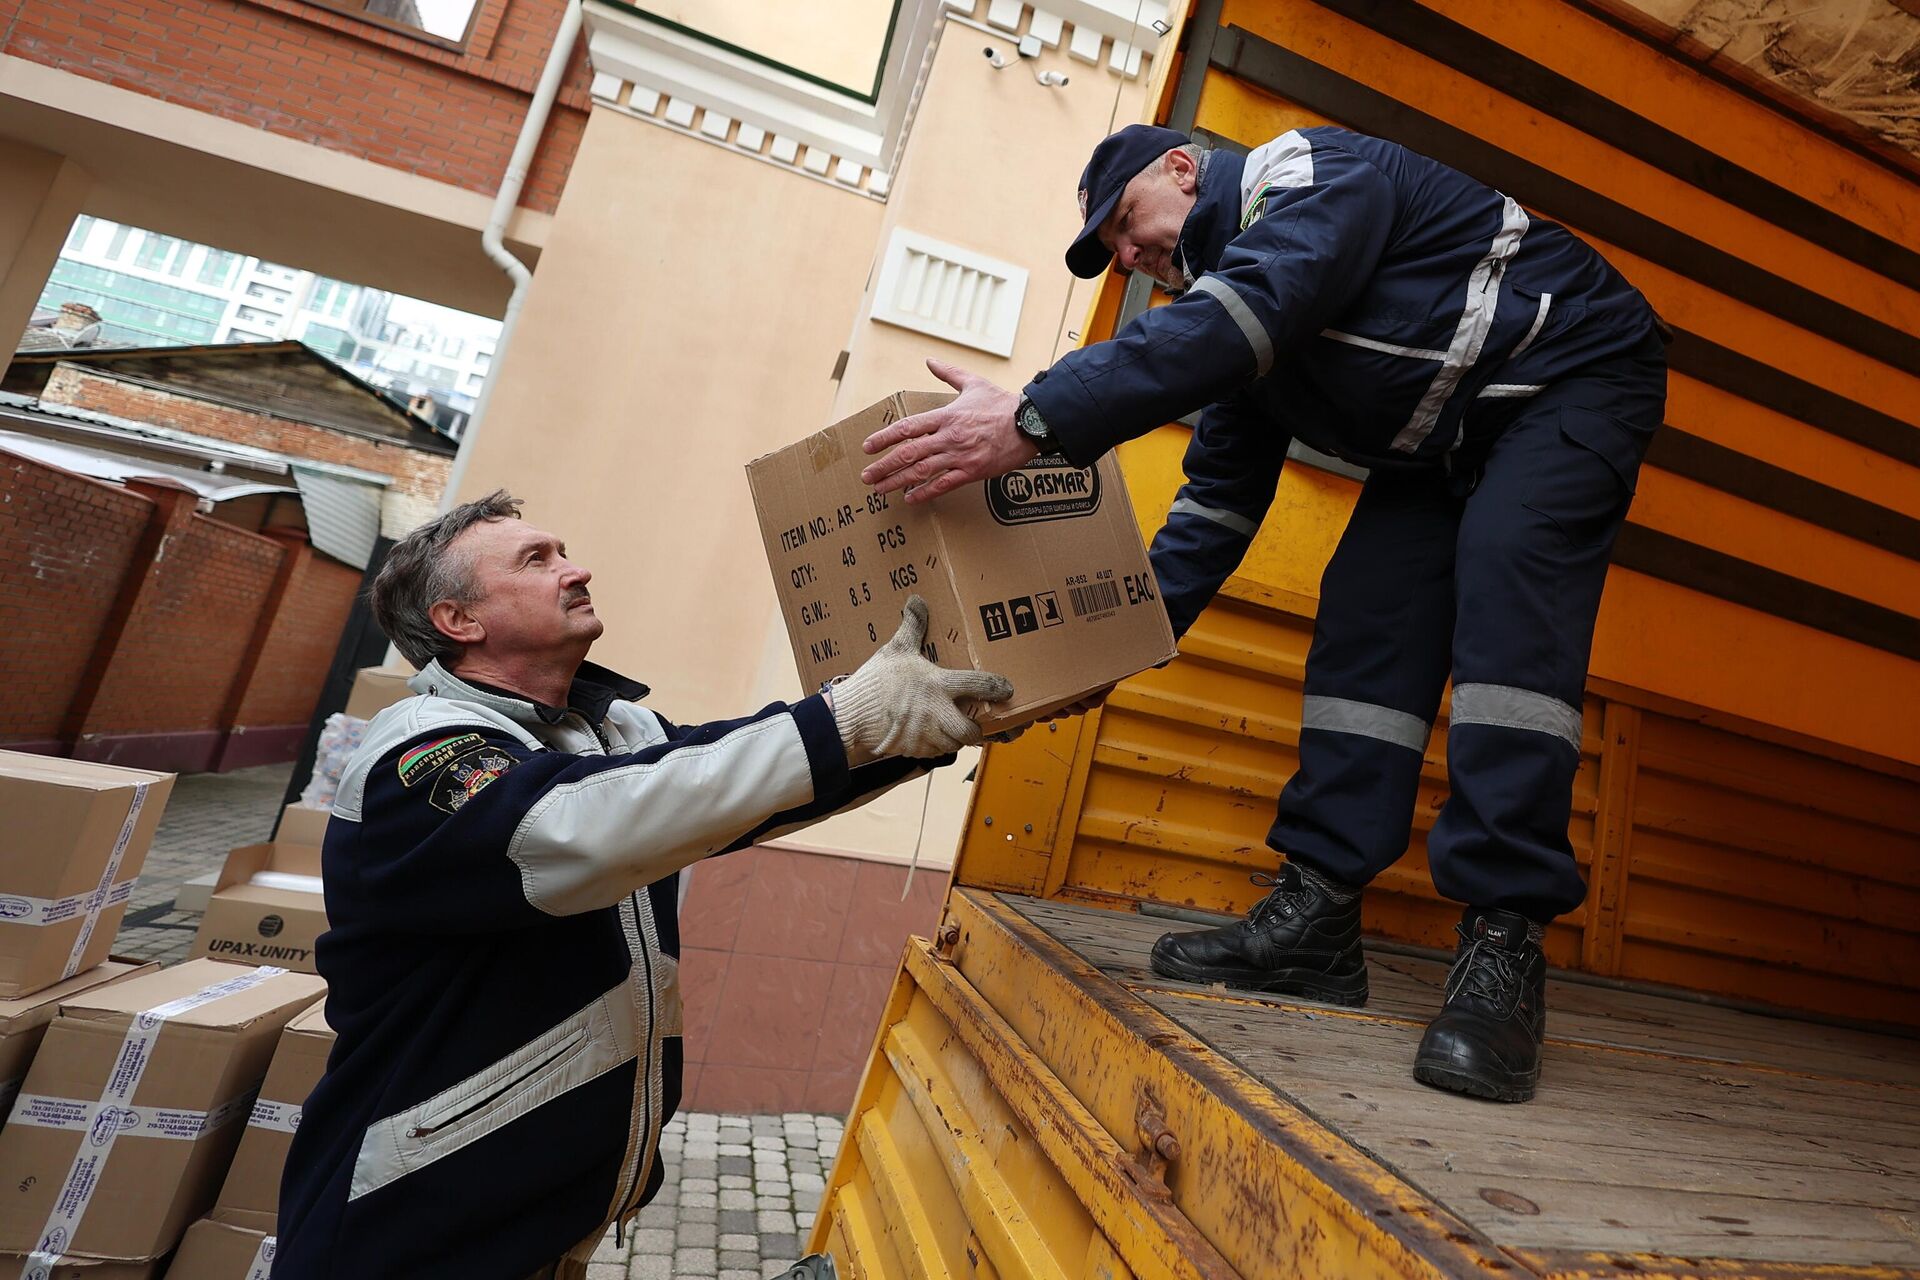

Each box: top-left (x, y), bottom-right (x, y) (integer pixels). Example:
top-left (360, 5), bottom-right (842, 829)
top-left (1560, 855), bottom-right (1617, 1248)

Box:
top-left (441, 0), bottom-right (585, 511)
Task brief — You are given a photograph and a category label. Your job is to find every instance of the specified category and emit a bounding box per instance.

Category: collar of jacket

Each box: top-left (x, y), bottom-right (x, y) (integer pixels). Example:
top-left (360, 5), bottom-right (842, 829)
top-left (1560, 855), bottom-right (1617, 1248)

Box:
top-left (1175, 148), bottom-right (1246, 282)
top-left (406, 659), bottom-right (650, 729)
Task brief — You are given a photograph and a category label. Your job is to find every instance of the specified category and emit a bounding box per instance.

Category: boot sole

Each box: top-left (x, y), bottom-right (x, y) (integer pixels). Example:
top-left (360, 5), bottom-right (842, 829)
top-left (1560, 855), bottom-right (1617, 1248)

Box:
top-left (1149, 953), bottom-right (1369, 1007)
top-left (1411, 1056), bottom-right (1538, 1104)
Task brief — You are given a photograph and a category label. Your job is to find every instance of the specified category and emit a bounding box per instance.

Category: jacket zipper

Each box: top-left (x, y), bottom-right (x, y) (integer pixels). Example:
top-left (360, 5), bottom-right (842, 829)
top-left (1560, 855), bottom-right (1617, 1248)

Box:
top-left (578, 710), bottom-right (655, 1231)
top-left (608, 890), bottom-right (655, 1227)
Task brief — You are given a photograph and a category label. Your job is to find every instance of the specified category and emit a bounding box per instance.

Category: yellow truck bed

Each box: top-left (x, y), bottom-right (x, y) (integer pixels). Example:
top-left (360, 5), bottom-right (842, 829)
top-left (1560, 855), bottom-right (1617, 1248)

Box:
top-left (811, 0), bottom-right (1920, 1271)
top-left (818, 889), bottom-right (1920, 1279)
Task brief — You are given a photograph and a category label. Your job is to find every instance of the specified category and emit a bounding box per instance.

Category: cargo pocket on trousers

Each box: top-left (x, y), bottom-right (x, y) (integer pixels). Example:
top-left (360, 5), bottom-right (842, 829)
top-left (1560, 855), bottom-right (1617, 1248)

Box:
top-left (1521, 406), bottom-right (1651, 549)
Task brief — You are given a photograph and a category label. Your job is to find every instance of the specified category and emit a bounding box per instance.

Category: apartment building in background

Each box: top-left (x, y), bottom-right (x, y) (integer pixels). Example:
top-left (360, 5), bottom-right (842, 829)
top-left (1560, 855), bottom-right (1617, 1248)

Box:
top-left (37, 215), bottom-right (500, 412)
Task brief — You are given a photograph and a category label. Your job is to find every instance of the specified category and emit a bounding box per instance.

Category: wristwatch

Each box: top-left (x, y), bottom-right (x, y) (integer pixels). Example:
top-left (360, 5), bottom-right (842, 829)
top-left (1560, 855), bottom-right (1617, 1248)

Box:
top-left (1014, 396), bottom-right (1058, 455)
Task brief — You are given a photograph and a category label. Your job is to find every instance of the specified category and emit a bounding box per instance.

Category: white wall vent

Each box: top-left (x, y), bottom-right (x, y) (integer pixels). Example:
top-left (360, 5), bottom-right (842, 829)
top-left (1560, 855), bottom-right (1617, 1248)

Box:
top-left (869, 229), bottom-right (1028, 358)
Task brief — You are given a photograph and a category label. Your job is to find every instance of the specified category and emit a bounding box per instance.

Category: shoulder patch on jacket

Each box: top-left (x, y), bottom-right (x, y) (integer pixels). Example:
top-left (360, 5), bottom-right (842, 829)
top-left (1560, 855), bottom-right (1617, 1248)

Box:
top-left (397, 733), bottom-right (486, 786)
top-left (428, 745), bottom-right (518, 814)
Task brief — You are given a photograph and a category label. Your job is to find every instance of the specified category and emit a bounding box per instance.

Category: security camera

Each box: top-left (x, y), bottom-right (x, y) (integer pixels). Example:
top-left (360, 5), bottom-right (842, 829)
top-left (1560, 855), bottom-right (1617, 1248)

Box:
top-left (983, 46), bottom-right (1011, 69)
top-left (1035, 69), bottom-right (1069, 86)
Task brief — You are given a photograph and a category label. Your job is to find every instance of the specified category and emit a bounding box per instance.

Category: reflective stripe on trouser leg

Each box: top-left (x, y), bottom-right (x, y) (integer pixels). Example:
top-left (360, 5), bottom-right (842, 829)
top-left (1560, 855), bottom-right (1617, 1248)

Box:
top-left (1269, 467), bottom-right (1459, 887)
top-left (1301, 696), bottom-right (1431, 753)
top-left (1449, 684), bottom-right (1582, 749)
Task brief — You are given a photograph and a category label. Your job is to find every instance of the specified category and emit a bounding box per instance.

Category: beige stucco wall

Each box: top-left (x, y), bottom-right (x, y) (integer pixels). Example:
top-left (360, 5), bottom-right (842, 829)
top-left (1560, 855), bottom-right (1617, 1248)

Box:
top-left (0, 136), bottom-right (89, 350)
top-left (750, 26), bottom-right (1153, 866)
top-left (461, 11), bottom-right (1158, 868)
top-left (644, 0), bottom-right (896, 95)
top-left (450, 107), bottom-right (884, 721)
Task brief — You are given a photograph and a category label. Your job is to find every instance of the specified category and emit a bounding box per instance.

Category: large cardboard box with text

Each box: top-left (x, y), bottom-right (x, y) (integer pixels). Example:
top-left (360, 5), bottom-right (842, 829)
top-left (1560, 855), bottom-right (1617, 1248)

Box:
top-left (0, 961), bottom-right (325, 1263)
top-left (0, 960), bottom-right (159, 1124)
top-left (0, 753), bottom-right (174, 999)
top-left (188, 844), bottom-right (327, 974)
top-left (748, 392), bottom-right (1176, 733)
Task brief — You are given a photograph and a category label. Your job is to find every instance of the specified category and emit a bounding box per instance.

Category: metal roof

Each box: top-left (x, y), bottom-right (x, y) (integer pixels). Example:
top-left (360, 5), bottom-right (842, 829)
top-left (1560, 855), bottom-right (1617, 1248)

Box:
top-left (0, 390), bottom-right (392, 486)
top-left (0, 429), bottom-right (295, 502)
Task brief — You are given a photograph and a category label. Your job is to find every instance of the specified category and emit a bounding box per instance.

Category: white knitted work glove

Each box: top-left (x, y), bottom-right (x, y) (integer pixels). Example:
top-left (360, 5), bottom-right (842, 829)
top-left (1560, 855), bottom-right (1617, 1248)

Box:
top-left (830, 596), bottom-right (1014, 764)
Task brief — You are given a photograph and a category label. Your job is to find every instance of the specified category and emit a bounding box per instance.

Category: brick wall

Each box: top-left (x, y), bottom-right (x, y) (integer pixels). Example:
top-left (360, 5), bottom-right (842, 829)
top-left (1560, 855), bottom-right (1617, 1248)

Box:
top-left (0, 449), bottom-right (152, 750)
top-left (232, 545), bottom-right (362, 728)
top-left (43, 365), bottom-right (450, 502)
top-left (78, 510), bottom-right (285, 753)
top-left (1, 0), bottom-right (588, 213)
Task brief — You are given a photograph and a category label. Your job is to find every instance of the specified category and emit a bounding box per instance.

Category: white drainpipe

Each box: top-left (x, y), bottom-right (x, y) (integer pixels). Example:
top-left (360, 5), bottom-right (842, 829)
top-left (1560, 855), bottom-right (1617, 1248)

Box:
top-left (441, 0), bottom-right (584, 511)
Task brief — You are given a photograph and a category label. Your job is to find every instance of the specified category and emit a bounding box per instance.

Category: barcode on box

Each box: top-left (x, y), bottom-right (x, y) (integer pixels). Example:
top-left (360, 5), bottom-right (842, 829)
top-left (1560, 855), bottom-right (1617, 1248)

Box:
top-left (1068, 581), bottom-right (1121, 617)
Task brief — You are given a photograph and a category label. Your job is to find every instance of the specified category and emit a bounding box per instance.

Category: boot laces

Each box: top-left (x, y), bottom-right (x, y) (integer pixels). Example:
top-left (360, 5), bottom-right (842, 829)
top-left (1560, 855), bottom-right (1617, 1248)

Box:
top-left (1449, 924), bottom-right (1524, 1008)
top-left (1245, 871), bottom-right (1307, 927)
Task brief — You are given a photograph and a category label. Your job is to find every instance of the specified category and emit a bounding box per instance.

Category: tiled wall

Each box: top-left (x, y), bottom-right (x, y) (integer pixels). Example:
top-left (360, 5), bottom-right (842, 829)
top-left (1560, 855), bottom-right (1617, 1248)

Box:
top-left (678, 845), bottom-right (945, 1116)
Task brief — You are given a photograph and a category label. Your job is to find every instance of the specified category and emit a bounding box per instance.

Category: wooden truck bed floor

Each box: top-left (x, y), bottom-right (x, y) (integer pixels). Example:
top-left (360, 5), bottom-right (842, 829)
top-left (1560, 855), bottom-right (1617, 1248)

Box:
top-left (1001, 893), bottom-right (1920, 1272)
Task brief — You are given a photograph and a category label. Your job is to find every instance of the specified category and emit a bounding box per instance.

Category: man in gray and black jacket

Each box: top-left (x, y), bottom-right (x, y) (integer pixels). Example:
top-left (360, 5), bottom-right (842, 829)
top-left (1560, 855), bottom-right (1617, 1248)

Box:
top-left (276, 490), bottom-right (1010, 1279)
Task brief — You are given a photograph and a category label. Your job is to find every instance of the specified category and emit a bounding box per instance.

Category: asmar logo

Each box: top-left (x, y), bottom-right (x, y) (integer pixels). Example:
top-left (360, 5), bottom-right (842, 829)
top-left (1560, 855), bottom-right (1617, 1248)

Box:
top-left (986, 454), bottom-right (1101, 526)
top-left (0, 897), bottom-right (31, 920)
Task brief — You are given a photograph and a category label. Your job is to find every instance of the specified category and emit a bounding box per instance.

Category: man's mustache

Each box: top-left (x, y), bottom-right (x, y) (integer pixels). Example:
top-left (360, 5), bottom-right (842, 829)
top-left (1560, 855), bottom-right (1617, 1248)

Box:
top-left (563, 589), bottom-right (593, 608)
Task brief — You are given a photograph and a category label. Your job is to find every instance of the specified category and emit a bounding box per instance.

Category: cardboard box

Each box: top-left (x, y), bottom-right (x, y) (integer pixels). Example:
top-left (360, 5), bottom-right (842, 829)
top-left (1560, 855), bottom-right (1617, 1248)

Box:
top-left (0, 753), bottom-right (175, 999)
top-left (0, 960), bottom-right (325, 1263)
top-left (213, 1002), bottom-right (333, 1225)
top-left (748, 392), bottom-right (1177, 732)
top-left (343, 664), bottom-right (414, 720)
top-left (272, 803), bottom-right (329, 849)
top-left (188, 845), bottom-right (327, 974)
top-left (0, 960), bottom-right (159, 1124)
top-left (164, 1216), bottom-right (275, 1280)
top-left (0, 1259), bottom-right (158, 1278)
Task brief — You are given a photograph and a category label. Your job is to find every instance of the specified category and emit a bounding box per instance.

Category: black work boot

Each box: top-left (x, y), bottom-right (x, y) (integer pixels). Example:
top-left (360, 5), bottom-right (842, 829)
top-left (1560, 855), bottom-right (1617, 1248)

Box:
top-left (1413, 907), bottom-right (1548, 1103)
top-left (1148, 863), bottom-right (1368, 1005)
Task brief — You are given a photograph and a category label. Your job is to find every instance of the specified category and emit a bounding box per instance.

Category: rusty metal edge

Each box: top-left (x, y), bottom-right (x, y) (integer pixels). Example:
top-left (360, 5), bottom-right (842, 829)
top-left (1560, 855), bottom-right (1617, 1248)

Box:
top-left (903, 939), bottom-right (1241, 1280)
top-left (953, 888), bottom-right (1527, 1280)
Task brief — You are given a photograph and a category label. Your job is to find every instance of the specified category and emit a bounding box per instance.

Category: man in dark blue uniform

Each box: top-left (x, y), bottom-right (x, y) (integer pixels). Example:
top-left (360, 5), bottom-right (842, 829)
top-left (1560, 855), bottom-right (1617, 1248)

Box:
top-left (860, 124), bottom-right (1667, 1103)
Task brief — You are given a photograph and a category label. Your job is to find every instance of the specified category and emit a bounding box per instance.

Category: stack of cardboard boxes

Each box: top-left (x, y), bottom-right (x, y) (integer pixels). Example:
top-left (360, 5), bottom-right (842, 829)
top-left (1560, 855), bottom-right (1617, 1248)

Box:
top-left (0, 961), bottom-right (325, 1278)
top-left (0, 751), bottom-right (178, 1274)
top-left (0, 663), bottom-right (414, 1278)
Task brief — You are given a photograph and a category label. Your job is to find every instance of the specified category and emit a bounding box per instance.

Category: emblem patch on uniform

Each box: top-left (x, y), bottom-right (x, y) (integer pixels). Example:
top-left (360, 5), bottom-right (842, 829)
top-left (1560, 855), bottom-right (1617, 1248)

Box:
top-left (397, 733), bottom-right (485, 787)
top-left (428, 746), bottom-right (517, 814)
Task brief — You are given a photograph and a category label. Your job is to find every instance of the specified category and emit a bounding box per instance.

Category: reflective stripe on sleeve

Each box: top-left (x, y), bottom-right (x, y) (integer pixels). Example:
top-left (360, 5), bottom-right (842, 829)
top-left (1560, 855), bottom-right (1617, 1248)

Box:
top-left (1191, 275), bottom-right (1275, 377)
top-left (1391, 196), bottom-right (1531, 454)
top-left (1170, 497), bottom-right (1260, 537)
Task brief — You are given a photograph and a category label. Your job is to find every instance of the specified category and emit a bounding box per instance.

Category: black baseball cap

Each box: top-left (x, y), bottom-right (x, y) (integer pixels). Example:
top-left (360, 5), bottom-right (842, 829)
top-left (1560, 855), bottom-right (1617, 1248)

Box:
top-left (1066, 124), bottom-right (1193, 278)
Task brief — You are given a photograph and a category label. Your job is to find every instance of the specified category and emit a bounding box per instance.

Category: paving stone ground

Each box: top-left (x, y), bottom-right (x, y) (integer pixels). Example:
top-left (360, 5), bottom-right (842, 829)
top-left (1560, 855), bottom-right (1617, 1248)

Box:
top-left (590, 1112), bottom-right (839, 1279)
top-left (113, 763), bottom-right (842, 1275)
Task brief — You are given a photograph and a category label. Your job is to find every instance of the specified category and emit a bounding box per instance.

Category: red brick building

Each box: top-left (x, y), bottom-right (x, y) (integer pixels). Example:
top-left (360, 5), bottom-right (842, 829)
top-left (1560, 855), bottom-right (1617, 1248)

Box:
top-left (0, 0), bottom-right (589, 340)
top-left (0, 340), bottom-right (450, 770)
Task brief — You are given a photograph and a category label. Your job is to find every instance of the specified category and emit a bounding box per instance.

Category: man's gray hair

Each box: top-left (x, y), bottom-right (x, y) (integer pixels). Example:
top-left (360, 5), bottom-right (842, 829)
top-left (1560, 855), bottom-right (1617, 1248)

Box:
top-left (372, 489), bottom-right (522, 670)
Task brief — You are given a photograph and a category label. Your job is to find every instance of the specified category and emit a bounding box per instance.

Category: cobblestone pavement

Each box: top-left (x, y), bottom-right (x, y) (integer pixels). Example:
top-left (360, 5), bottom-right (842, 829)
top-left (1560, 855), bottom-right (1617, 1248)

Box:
top-left (112, 761), bottom-right (293, 964)
top-left (590, 1112), bottom-right (839, 1280)
top-left (110, 763), bottom-right (846, 1274)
